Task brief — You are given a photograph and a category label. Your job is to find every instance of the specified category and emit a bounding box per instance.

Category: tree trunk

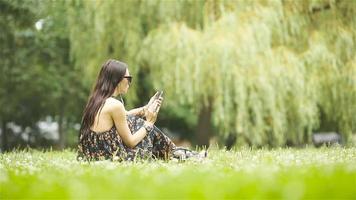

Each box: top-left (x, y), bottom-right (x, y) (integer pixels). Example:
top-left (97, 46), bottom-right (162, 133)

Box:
top-left (58, 101), bottom-right (66, 149)
top-left (225, 133), bottom-right (237, 150)
top-left (195, 104), bottom-right (213, 147)
top-left (1, 119), bottom-right (7, 152)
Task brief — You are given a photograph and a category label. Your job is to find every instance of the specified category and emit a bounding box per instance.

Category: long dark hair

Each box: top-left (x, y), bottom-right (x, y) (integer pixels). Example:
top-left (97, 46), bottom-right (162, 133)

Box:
top-left (79, 59), bottom-right (127, 138)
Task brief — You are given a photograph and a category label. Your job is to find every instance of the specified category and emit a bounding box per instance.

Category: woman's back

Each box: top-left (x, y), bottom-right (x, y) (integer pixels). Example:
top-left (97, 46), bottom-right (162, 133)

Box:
top-left (90, 98), bottom-right (120, 133)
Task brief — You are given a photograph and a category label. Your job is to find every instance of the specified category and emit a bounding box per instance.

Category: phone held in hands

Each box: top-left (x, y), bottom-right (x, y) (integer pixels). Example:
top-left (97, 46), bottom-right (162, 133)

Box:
top-left (154, 91), bottom-right (163, 112)
top-left (148, 90), bottom-right (163, 113)
top-left (155, 91), bottom-right (163, 100)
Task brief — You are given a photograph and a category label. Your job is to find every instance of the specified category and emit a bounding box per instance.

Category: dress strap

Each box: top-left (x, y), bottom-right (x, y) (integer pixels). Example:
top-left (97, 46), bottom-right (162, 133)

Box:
top-left (111, 95), bottom-right (124, 105)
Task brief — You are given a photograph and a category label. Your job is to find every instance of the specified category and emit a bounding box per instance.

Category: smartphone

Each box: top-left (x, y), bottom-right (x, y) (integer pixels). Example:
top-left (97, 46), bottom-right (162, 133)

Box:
top-left (154, 91), bottom-right (164, 112)
top-left (155, 91), bottom-right (163, 100)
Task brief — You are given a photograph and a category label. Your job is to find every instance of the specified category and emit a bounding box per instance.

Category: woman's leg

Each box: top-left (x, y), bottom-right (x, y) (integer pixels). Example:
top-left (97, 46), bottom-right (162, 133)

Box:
top-left (126, 115), bottom-right (176, 160)
top-left (126, 115), bottom-right (206, 160)
top-left (125, 115), bottom-right (153, 160)
top-left (149, 126), bottom-right (176, 160)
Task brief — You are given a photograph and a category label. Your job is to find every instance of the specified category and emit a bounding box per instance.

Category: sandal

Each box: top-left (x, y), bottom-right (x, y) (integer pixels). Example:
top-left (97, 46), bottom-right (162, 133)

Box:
top-left (171, 147), bottom-right (207, 161)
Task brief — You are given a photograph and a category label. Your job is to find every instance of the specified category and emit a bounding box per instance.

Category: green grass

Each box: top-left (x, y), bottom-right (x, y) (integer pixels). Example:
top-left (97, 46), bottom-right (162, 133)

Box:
top-left (1, 147), bottom-right (356, 199)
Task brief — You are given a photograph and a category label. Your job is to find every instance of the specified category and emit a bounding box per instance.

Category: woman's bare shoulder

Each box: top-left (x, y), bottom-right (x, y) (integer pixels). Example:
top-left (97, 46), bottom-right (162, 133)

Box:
top-left (105, 97), bottom-right (125, 112)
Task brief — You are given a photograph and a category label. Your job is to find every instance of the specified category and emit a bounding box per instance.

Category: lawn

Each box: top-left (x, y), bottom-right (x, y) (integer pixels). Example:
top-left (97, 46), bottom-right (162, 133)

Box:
top-left (1, 146), bottom-right (355, 199)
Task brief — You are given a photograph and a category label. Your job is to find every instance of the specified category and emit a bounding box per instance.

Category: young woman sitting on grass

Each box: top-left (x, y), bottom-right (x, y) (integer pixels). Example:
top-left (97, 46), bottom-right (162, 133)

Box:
top-left (77, 59), bottom-right (205, 161)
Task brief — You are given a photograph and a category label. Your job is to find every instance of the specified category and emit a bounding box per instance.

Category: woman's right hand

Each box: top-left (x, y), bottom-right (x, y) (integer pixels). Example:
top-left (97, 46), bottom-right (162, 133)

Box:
top-left (145, 101), bottom-right (158, 124)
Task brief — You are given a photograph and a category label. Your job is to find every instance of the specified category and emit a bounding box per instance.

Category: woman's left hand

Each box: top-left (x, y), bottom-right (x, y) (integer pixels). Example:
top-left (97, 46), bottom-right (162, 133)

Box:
top-left (144, 96), bottom-right (163, 117)
top-left (145, 92), bottom-right (159, 109)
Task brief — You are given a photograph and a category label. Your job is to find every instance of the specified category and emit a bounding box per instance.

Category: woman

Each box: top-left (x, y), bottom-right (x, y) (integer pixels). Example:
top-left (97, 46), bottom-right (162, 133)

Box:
top-left (77, 59), bottom-right (204, 162)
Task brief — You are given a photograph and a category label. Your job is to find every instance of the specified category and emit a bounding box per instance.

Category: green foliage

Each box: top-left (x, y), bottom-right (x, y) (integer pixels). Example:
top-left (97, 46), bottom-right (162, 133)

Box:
top-left (1, 0), bottom-right (355, 148)
top-left (0, 0), bottom-right (43, 126)
top-left (0, 0), bottom-right (88, 149)
top-left (1, 147), bottom-right (356, 198)
top-left (139, 0), bottom-right (356, 146)
top-left (63, 0), bottom-right (206, 106)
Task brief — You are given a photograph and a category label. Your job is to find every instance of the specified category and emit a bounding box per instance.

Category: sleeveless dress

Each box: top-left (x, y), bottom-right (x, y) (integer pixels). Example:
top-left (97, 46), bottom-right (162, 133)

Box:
top-left (77, 115), bottom-right (177, 161)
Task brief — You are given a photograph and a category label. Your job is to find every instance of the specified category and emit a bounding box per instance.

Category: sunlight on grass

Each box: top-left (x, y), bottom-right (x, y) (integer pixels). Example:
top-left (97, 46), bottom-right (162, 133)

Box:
top-left (1, 147), bottom-right (355, 199)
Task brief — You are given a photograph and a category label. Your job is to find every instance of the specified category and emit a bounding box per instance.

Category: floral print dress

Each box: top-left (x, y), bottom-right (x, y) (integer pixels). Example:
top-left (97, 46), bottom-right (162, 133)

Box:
top-left (77, 115), bottom-right (177, 162)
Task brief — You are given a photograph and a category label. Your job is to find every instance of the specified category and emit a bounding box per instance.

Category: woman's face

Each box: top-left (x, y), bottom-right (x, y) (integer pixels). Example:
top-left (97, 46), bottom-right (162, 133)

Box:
top-left (118, 68), bottom-right (131, 94)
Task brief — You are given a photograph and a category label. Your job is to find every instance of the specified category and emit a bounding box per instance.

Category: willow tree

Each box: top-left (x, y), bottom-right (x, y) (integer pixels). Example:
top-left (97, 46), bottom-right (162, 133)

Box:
top-left (63, 0), bottom-right (205, 106)
top-left (139, 0), bottom-right (356, 146)
top-left (61, 0), bottom-right (355, 147)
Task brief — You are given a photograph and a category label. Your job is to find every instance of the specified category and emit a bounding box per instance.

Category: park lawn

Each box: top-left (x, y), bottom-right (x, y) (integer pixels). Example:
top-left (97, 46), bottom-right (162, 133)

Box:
top-left (1, 146), bottom-right (355, 199)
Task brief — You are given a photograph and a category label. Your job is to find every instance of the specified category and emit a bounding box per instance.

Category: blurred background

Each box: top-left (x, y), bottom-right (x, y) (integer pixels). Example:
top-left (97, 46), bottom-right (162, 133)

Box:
top-left (0, 0), bottom-right (355, 152)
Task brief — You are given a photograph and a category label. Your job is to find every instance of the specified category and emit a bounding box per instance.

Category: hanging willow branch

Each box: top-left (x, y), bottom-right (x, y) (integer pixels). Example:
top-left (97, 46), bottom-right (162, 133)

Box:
top-left (140, 0), bottom-right (356, 146)
top-left (61, 0), bottom-right (355, 146)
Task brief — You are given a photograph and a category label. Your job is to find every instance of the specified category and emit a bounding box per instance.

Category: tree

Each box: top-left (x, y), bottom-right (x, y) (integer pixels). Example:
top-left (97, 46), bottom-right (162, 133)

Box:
top-left (140, 0), bottom-right (356, 147)
top-left (35, 0), bottom-right (88, 149)
top-left (36, 0), bottom-right (355, 148)
top-left (0, 0), bottom-right (88, 151)
top-left (63, 0), bottom-right (207, 144)
top-left (0, 0), bottom-right (46, 151)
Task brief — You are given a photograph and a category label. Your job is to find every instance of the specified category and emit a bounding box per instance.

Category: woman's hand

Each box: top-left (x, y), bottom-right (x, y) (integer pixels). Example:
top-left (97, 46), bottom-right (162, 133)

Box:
top-left (144, 93), bottom-right (163, 117)
top-left (145, 101), bottom-right (159, 124)
top-left (145, 92), bottom-right (159, 110)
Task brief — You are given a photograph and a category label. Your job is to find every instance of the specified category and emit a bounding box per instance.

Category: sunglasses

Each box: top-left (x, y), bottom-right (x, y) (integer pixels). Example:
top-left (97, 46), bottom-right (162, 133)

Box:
top-left (124, 76), bottom-right (133, 84)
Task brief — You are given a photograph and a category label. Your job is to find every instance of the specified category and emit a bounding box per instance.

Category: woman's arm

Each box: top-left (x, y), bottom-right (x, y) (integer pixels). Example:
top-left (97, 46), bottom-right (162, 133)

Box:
top-left (126, 106), bottom-right (146, 117)
top-left (126, 92), bottom-right (160, 117)
top-left (111, 102), bottom-right (153, 148)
